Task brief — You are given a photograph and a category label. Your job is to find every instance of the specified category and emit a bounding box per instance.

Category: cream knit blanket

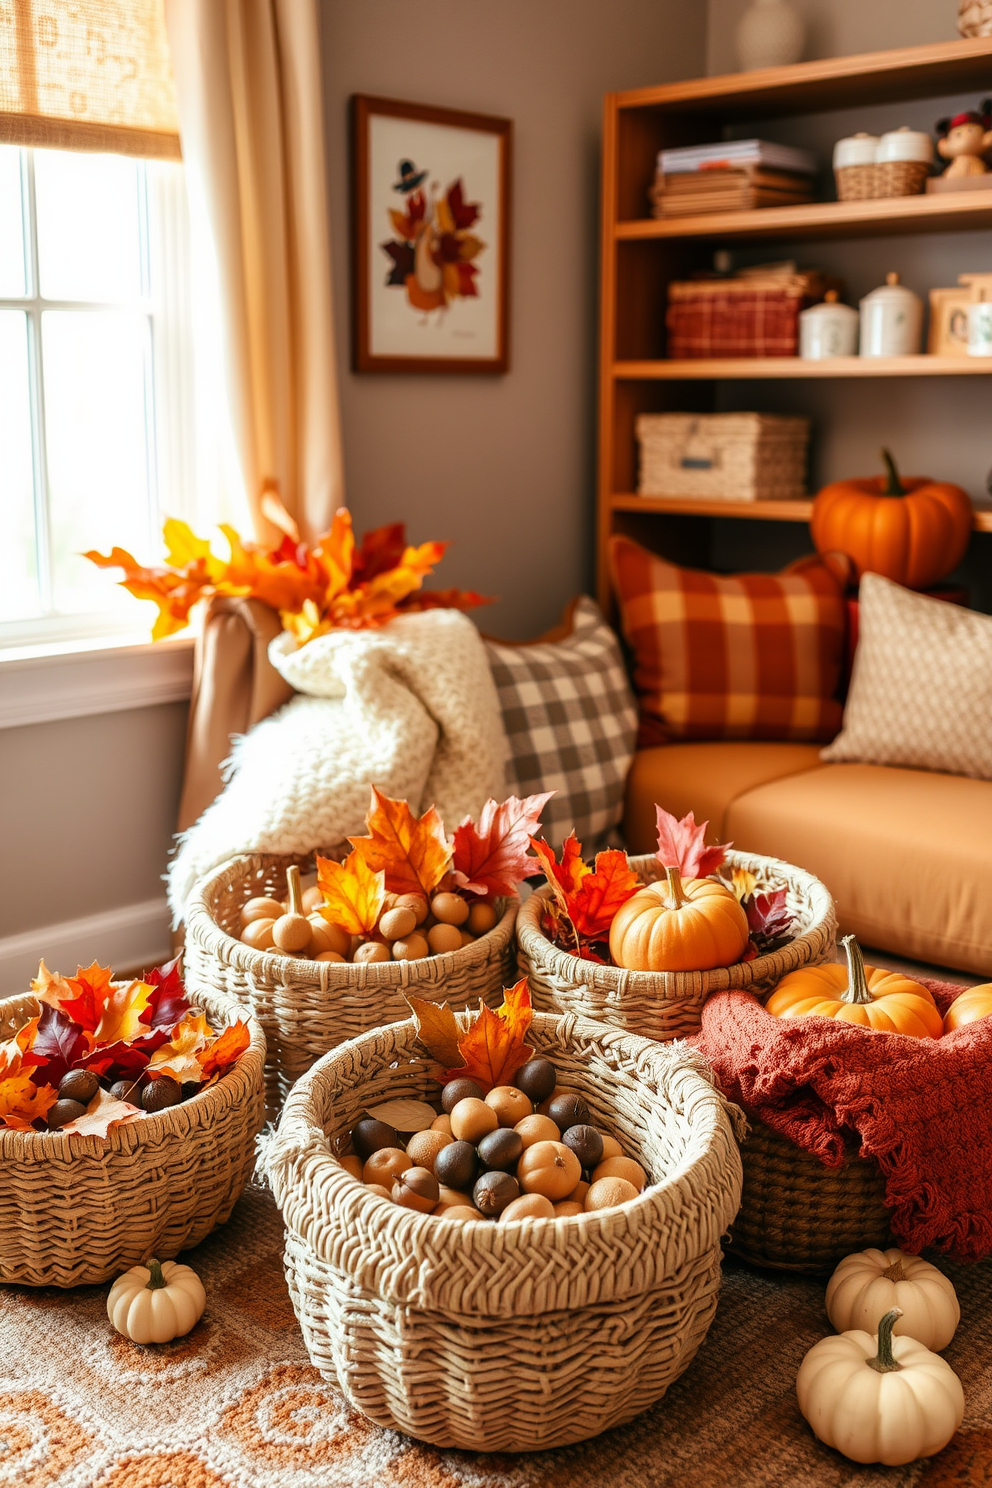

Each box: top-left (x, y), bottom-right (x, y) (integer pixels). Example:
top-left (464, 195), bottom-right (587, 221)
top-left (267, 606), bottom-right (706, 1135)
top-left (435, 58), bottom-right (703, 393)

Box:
top-left (168, 610), bottom-right (508, 919)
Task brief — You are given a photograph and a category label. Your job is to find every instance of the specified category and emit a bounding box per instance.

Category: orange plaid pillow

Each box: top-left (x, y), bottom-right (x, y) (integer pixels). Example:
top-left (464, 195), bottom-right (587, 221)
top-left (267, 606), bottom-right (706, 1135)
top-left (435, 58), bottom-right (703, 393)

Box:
top-left (610, 536), bottom-right (845, 746)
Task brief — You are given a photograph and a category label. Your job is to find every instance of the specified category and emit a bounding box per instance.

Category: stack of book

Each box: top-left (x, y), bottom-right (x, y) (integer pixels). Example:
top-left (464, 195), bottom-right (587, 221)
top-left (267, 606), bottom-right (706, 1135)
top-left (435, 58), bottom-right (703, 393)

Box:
top-left (650, 140), bottom-right (818, 217)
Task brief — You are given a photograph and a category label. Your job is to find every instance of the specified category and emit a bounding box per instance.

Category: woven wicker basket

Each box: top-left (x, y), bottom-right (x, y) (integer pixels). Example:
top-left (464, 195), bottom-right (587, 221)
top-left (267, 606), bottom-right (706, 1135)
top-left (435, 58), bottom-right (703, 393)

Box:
top-left (517, 850), bottom-right (835, 1043)
top-left (261, 1010), bottom-right (744, 1452)
top-left (727, 1120), bottom-right (892, 1274)
top-left (184, 852), bottom-right (518, 1113)
top-left (959, 0), bottom-right (992, 35)
top-left (0, 988), bottom-right (265, 1287)
top-left (636, 412), bottom-right (810, 503)
top-left (835, 161), bottom-right (929, 200)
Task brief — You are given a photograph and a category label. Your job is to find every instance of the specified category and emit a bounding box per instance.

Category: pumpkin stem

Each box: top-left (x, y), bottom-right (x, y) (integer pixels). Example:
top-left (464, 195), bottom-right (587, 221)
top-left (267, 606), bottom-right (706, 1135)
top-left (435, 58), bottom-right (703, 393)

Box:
top-left (867, 1307), bottom-right (903, 1373)
top-left (286, 864), bottom-right (303, 917)
top-left (839, 935), bottom-right (874, 1006)
top-left (881, 1258), bottom-right (907, 1282)
top-left (145, 1258), bottom-right (167, 1291)
top-left (666, 865), bottom-right (687, 909)
top-left (880, 448), bottom-right (904, 497)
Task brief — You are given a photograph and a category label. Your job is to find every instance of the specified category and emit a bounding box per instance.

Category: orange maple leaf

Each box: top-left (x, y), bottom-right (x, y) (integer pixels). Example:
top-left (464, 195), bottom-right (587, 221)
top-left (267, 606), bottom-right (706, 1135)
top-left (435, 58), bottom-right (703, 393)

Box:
top-left (93, 980), bottom-right (154, 1047)
top-left (30, 959), bottom-right (75, 1006)
top-left (0, 1015), bottom-right (41, 1071)
top-left (0, 1050), bottom-right (57, 1131)
top-left (350, 787), bottom-right (452, 899)
top-left (196, 1020), bottom-right (250, 1081)
top-left (445, 980), bottom-right (535, 1092)
top-left (529, 834), bottom-right (590, 914)
top-left (147, 1011), bottom-right (211, 1082)
top-left (567, 850), bottom-right (641, 939)
top-left (315, 848), bottom-right (386, 936)
top-left (57, 962), bottom-right (116, 1035)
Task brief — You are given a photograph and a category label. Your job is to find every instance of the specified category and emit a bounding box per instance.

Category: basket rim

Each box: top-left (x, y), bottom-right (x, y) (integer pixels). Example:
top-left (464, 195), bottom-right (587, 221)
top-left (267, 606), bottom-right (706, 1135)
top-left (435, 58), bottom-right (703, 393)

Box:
top-left (185, 850), bottom-right (518, 988)
top-left (0, 987), bottom-right (265, 1157)
top-left (262, 1008), bottom-right (743, 1315)
top-left (517, 848), bottom-right (835, 995)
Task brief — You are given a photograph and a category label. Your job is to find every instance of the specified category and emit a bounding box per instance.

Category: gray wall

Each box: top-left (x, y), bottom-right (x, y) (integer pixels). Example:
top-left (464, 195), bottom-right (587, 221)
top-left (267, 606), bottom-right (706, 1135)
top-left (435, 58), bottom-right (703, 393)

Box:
top-left (319, 0), bottom-right (707, 639)
top-left (706, 0), bottom-right (960, 75)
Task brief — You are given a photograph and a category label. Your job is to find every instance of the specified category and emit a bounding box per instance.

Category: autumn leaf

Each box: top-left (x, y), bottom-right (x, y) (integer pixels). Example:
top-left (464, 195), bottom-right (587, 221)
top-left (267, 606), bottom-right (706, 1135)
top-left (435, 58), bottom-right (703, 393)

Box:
top-left (76, 1031), bottom-right (169, 1084)
top-left (30, 959), bottom-right (75, 1006)
top-left (529, 834), bottom-right (590, 914)
top-left (405, 994), bottom-right (464, 1071)
top-left (0, 1050), bottom-right (57, 1131)
top-left (350, 787), bottom-right (452, 899)
top-left (447, 178), bottom-right (480, 231)
top-left (142, 956), bottom-right (191, 1031)
top-left (0, 1015), bottom-right (41, 1071)
top-left (29, 1004), bottom-right (91, 1087)
top-left (745, 888), bottom-right (792, 941)
top-left (452, 793), bottom-right (554, 898)
top-left (496, 977), bottom-right (534, 1048)
top-left (655, 805), bottom-right (730, 878)
top-left (315, 848), bottom-right (385, 936)
top-left (196, 1020), bottom-right (250, 1081)
top-left (147, 1012), bottom-right (211, 1083)
top-left (445, 996), bottom-right (535, 1094)
top-left (567, 850), bottom-right (641, 939)
top-left (93, 980), bottom-right (153, 1047)
top-left (59, 1092), bottom-right (143, 1139)
top-left (728, 865), bottom-right (758, 903)
top-left (56, 961), bottom-right (116, 1035)
top-left (403, 585), bottom-right (493, 613)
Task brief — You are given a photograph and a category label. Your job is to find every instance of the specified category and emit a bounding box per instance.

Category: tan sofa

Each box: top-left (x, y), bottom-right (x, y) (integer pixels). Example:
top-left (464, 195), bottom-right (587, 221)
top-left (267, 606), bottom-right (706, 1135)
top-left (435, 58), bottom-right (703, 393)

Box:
top-left (625, 743), bottom-right (992, 977)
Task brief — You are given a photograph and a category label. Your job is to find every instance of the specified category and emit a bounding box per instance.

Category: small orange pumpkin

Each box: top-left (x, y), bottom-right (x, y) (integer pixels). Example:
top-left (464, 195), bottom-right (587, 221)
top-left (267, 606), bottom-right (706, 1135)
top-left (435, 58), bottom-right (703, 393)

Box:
top-left (609, 865), bottom-right (749, 973)
top-left (811, 448), bottom-right (972, 590)
top-left (942, 983), bottom-right (992, 1034)
top-left (765, 936), bottom-right (942, 1038)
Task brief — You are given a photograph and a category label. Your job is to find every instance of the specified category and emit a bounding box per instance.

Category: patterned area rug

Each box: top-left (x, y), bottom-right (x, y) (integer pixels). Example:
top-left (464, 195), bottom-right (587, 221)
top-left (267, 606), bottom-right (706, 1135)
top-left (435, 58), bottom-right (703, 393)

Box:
top-left (3, 1184), bottom-right (992, 1488)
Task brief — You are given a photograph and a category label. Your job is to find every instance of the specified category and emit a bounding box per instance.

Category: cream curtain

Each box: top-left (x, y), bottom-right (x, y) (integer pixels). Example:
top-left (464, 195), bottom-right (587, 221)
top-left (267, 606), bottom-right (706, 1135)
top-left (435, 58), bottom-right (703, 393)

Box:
top-left (0, 0), bottom-right (180, 158)
top-left (163, 0), bottom-right (344, 542)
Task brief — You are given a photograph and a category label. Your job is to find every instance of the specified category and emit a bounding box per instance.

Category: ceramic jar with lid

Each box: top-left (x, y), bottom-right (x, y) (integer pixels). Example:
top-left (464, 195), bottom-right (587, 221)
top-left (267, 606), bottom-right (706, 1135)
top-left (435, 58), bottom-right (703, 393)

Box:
top-left (859, 272), bottom-right (924, 357)
top-left (799, 290), bottom-right (859, 359)
top-left (833, 133), bottom-right (879, 200)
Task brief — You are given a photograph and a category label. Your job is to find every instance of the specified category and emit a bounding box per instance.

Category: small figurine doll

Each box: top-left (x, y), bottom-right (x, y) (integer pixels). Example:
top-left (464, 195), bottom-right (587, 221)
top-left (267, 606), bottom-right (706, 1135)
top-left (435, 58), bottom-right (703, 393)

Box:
top-left (935, 102), bottom-right (992, 178)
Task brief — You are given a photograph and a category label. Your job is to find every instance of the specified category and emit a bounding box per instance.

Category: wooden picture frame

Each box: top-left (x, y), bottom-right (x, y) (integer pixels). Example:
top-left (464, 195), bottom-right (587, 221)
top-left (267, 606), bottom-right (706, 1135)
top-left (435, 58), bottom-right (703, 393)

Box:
top-left (928, 286), bottom-right (971, 355)
top-left (352, 95), bottom-right (512, 374)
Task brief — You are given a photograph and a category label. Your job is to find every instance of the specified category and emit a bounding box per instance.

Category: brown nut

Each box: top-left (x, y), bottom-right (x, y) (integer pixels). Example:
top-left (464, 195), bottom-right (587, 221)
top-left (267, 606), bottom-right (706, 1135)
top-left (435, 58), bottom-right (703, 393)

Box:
top-left (514, 1113), bottom-right (560, 1149)
top-left (378, 906), bottom-right (417, 941)
top-left (241, 917), bottom-right (276, 950)
top-left (427, 922), bottom-right (463, 955)
top-left (485, 1085), bottom-right (532, 1128)
top-left (499, 1193), bottom-right (555, 1222)
top-left (449, 1097), bottom-right (499, 1144)
top-left (239, 896), bottom-right (286, 928)
top-left (394, 893), bottom-right (429, 925)
top-left (392, 933), bottom-right (430, 961)
top-left (467, 901), bottom-right (498, 936)
top-left (272, 912), bottom-right (312, 954)
top-left (405, 1128), bottom-right (452, 1172)
top-left (430, 892), bottom-right (470, 927)
top-left (309, 918), bottom-right (350, 956)
top-left (592, 1156), bottom-right (647, 1192)
top-left (362, 1148), bottom-right (411, 1186)
top-left (441, 1078), bottom-right (484, 1113)
top-left (354, 941), bottom-right (391, 964)
top-left (392, 1166), bottom-right (440, 1213)
top-left (584, 1177), bottom-right (640, 1211)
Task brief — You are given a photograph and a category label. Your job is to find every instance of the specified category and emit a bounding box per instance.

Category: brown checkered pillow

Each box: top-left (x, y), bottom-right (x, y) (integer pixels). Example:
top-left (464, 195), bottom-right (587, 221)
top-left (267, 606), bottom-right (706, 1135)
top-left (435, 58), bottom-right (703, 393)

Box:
top-left (610, 536), bottom-right (845, 745)
top-left (484, 597), bottom-right (638, 852)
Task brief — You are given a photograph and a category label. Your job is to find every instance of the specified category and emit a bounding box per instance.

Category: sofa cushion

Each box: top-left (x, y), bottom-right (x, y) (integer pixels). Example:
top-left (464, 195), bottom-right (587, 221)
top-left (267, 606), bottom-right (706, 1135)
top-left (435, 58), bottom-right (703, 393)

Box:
top-left (609, 535), bottom-right (846, 746)
top-left (483, 596), bottom-right (638, 852)
top-left (726, 762), bottom-right (992, 975)
top-left (623, 741), bottom-right (824, 854)
top-left (822, 573), bottom-right (992, 781)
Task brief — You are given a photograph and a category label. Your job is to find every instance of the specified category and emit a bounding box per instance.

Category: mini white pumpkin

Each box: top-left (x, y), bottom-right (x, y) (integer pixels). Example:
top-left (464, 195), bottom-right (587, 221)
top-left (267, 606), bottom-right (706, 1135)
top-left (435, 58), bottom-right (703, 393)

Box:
top-left (107, 1258), bottom-right (206, 1344)
top-left (797, 1307), bottom-right (964, 1466)
top-left (826, 1246), bottom-right (960, 1351)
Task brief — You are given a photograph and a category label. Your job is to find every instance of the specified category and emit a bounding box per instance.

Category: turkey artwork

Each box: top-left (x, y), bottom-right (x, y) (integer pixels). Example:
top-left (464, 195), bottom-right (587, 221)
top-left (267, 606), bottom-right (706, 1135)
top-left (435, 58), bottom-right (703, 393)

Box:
top-left (382, 164), bottom-right (486, 316)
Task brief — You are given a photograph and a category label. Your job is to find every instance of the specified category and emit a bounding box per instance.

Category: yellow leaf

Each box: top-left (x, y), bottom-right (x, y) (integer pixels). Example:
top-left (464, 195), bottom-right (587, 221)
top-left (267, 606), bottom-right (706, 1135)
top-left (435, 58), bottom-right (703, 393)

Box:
top-left (316, 849), bottom-right (385, 937)
top-left (162, 517), bottom-right (217, 572)
top-left (457, 235), bottom-right (485, 262)
top-left (93, 980), bottom-right (154, 1047)
top-left (148, 1011), bottom-right (211, 1082)
top-left (350, 787), bottom-right (452, 899)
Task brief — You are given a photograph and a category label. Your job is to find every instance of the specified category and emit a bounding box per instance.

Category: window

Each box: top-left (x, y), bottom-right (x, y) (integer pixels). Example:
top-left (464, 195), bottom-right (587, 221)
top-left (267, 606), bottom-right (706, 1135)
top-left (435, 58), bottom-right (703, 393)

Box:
top-left (0, 145), bottom-right (194, 651)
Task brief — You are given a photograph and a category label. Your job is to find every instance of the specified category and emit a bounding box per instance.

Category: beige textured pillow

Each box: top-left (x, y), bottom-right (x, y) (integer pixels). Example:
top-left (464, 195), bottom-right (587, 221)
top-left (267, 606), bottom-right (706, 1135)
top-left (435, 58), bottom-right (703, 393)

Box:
top-left (821, 574), bottom-right (992, 779)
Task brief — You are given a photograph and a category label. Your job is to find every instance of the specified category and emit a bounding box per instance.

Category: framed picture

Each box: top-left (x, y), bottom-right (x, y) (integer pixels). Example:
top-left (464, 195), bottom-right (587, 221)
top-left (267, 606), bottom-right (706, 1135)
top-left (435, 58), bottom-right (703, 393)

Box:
top-left (928, 286), bottom-right (971, 355)
top-left (352, 95), bottom-right (512, 374)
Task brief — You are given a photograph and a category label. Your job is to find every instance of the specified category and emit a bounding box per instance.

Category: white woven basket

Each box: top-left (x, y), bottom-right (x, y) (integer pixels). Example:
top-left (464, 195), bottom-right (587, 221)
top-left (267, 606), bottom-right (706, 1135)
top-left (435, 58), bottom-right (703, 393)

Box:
top-left (517, 850), bottom-right (836, 1042)
top-left (261, 1009), bottom-right (744, 1452)
top-left (636, 413), bottom-right (810, 502)
top-left (184, 852), bottom-right (518, 1113)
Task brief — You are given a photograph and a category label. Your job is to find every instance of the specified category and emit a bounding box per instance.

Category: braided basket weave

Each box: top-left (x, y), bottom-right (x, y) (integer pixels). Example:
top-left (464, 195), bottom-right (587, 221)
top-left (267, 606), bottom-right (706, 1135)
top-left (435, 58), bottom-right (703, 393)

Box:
top-left (517, 850), bottom-right (835, 1043)
top-left (261, 1010), bottom-right (744, 1452)
top-left (727, 1120), bottom-right (892, 1274)
top-left (0, 988), bottom-right (265, 1287)
top-left (184, 852), bottom-right (518, 1113)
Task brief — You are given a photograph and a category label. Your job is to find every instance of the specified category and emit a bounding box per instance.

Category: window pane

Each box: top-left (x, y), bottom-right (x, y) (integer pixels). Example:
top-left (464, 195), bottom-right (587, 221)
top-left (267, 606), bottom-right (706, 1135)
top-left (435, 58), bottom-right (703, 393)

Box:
top-left (0, 312), bottom-right (39, 619)
top-left (43, 310), bottom-right (154, 616)
top-left (35, 151), bottom-right (143, 303)
top-left (0, 147), bottom-right (25, 297)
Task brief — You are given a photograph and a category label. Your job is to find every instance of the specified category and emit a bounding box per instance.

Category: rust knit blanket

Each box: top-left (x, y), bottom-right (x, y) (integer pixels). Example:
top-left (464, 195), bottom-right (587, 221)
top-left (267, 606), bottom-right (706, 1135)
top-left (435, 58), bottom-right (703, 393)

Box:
top-left (695, 977), bottom-right (992, 1262)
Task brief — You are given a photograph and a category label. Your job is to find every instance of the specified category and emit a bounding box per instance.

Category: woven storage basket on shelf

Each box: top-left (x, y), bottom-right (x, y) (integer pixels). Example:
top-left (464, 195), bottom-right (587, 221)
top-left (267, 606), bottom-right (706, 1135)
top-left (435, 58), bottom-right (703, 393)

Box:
top-left (184, 852), bottom-right (518, 1113)
top-left (835, 162), bottom-right (929, 200)
top-left (727, 1120), bottom-right (892, 1273)
top-left (517, 850), bottom-right (835, 1043)
top-left (261, 1009), bottom-right (744, 1453)
top-left (959, 0), bottom-right (992, 35)
top-left (0, 988), bottom-right (265, 1287)
top-left (636, 412), bottom-right (810, 503)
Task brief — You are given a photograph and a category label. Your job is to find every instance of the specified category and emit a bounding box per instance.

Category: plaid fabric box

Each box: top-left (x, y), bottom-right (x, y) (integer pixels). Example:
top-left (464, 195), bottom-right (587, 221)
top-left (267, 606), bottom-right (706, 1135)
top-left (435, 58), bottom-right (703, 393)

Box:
top-left (609, 537), bottom-right (846, 747)
top-left (666, 272), bottom-right (831, 358)
top-left (484, 597), bottom-right (638, 853)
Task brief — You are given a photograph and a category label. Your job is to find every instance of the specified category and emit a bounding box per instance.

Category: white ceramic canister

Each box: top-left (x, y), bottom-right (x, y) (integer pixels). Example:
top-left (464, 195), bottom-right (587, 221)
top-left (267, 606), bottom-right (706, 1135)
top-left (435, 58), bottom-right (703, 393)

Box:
top-left (832, 133), bottom-right (880, 171)
top-left (876, 127), bottom-right (934, 165)
top-left (859, 272), bottom-right (924, 357)
top-left (799, 290), bottom-right (859, 359)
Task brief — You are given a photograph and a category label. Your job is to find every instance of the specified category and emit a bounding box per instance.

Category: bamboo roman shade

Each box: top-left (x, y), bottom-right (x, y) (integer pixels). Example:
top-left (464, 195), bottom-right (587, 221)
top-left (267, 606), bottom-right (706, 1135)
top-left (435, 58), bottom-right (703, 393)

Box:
top-left (0, 0), bottom-right (180, 159)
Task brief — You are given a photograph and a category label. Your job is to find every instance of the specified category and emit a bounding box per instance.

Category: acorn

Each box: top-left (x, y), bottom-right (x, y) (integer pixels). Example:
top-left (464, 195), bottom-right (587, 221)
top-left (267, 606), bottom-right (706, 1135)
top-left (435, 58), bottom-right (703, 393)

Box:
top-left (441, 1077), bottom-right (485, 1113)
top-left (473, 1170), bottom-right (519, 1217)
top-left (109, 1078), bottom-right (142, 1103)
top-left (392, 1166), bottom-right (439, 1213)
top-left (477, 1127), bottom-right (523, 1173)
top-left (546, 1092), bottom-right (590, 1135)
top-left (141, 1076), bottom-right (182, 1112)
top-left (562, 1124), bottom-right (604, 1170)
top-left (58, 1069), bottom-right (99, 1105)
top-left (434, 1140), bottom-right (479, 1192)
top-left (352, 1117), bottom-right (400, 1161)
top-left (47, 1098), bottom-right (87, 1130)
top-left (514, 1058), bottom-right (557, 1104)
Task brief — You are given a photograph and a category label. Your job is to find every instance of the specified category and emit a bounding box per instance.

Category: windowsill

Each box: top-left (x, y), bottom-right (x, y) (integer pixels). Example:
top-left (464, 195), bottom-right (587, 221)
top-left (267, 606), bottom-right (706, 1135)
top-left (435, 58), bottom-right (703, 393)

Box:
top-left (0, 630), bottom-right (196, 730)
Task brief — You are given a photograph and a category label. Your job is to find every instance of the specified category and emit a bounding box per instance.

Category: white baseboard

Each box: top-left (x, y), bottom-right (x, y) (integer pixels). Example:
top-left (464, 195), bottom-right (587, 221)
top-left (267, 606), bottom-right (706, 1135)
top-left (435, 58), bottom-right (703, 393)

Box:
top-left (0, 898), bottom-right (173, 996)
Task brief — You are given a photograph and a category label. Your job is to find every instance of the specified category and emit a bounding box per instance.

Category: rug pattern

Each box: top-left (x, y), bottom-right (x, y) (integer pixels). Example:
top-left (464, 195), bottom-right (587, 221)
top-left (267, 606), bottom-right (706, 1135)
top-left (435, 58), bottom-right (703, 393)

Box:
top-left (2, 1184), bottom-right (992, 1488)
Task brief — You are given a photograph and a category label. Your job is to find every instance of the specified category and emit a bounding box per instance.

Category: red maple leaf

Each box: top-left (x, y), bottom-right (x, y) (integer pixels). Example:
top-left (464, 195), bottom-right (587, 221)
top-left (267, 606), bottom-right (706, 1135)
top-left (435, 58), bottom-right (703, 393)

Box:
top-left (29, 1004), bottom-right (90, 1087)
top-left (142, 956), bottom-right (191, 1031)
top-left (452, 793), bottom-right (553, 899)
top-left (353, 523), bottom-right (408, 582)
top-left (655, 805), bottom-right (729, 878)
top-left (745, 888), bottom-right (792, 940)
top-left (447, 178), bottom-right (480, 231)
top-left (567, 850), bottom-right (641, 939)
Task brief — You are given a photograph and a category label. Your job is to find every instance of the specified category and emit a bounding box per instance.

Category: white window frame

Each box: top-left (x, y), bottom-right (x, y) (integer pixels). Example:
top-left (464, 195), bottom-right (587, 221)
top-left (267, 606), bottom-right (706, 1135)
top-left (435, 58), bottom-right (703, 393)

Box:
top-left (0, 147), bottom-right (197, 657)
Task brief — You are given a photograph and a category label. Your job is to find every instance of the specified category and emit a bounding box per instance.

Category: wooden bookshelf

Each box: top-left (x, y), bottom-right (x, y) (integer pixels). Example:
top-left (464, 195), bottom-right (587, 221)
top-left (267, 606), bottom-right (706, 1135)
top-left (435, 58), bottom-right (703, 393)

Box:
top-left (597, 37), bottom-right (992, 606)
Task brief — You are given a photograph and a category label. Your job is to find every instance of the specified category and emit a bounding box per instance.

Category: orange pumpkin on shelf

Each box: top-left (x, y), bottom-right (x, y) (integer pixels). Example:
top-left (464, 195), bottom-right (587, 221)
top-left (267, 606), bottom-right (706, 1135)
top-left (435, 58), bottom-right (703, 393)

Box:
top-left (609, 865), bottom-right (749, 974)
top-left (765, 935), bottom-right (942, 1038)
top-left (811, 448), bottom-right (973, 590)
top-left (943, 983), bottom-right (992, 1034)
